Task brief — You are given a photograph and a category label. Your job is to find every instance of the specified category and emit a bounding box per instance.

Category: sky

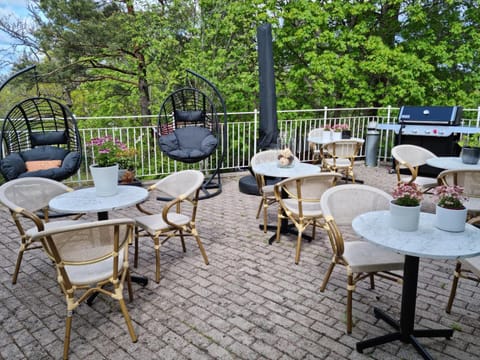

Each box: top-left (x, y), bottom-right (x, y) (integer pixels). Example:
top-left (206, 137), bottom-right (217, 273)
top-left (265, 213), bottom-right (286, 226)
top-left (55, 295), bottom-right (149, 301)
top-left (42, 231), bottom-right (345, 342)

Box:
top-left (0, 0), bottom-right (31, 76)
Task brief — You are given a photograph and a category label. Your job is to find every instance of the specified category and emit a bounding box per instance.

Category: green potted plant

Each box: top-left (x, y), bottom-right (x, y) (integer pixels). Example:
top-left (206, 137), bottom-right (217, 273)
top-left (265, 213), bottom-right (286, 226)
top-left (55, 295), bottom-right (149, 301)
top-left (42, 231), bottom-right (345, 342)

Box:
top-left (457, 133), bottom-right (480, 164)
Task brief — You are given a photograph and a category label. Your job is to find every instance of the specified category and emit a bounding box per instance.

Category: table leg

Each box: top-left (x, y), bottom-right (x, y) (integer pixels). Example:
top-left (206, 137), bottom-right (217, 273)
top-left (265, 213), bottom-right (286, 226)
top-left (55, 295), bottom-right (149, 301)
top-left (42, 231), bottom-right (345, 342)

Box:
top-left (356, 255), bottom-right (453, 359)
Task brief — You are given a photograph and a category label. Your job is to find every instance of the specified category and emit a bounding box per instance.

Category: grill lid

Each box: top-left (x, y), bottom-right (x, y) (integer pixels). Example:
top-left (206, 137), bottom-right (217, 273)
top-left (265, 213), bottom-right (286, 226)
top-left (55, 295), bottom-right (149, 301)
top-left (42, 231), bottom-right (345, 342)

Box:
top-left (398, 106), bottom-right (462, 125)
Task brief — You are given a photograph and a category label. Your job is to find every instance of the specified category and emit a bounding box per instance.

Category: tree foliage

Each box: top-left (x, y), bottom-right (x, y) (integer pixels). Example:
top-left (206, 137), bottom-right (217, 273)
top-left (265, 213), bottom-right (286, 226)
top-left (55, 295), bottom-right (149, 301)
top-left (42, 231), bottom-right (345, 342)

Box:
top-left (1, 0), bottom-right (479, 118)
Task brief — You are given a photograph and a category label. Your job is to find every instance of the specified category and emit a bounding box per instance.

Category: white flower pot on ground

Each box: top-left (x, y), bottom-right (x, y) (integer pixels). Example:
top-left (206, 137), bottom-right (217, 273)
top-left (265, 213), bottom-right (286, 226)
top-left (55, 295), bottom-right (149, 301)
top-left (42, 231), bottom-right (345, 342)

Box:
top-left (435, 205), bottom-right (467, 232)
top-left (90, 164), bottom-right (119, 197)
top-left (389, 201), bottom-right (421, 231)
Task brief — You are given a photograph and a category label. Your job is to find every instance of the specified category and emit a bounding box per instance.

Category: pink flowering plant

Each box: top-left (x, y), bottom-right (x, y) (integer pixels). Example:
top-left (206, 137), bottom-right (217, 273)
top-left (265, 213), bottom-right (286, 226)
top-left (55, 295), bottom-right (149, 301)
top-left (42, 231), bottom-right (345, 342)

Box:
top-left (434, 185), bottom-right (466, 210)
top-left (324, 123), bottom-right (350, 132)
top-left (87, 136), bottom-right (136, 168)
top-left (392, 183), bottom-right (423, 206)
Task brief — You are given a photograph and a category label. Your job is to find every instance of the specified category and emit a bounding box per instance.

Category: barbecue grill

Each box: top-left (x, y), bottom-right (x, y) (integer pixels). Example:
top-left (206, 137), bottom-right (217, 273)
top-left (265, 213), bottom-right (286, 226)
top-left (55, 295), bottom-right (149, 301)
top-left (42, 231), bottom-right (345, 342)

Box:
top-left (387, 106), bottom-right (463, 177)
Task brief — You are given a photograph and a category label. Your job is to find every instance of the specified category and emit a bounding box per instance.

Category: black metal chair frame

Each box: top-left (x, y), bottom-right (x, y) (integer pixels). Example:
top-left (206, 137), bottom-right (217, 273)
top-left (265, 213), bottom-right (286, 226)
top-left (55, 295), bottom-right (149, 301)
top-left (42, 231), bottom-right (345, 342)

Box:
top-left (157, 70), bottom-right (227, 199)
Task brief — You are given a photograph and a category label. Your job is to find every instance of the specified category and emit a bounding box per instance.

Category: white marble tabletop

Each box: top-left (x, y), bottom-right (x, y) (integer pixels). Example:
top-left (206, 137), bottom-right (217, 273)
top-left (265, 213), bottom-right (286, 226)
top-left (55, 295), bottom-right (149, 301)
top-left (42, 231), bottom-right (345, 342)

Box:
top-left (307, 136), bottom-right (365, 145)
top-left (426, 156), bottom-right (480, 170)
top-left (251, 160), bottom-right (320, 178)
top-left (49, 185), bottom-right (148, 214)
top-left (352, 210), bottom-right (480, 260)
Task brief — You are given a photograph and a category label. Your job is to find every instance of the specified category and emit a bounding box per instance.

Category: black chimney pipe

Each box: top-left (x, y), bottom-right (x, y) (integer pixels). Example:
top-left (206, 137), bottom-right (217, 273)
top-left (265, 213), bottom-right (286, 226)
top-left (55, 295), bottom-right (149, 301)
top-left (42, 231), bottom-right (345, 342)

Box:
top-left (257, 23), bottom-right (278, 150)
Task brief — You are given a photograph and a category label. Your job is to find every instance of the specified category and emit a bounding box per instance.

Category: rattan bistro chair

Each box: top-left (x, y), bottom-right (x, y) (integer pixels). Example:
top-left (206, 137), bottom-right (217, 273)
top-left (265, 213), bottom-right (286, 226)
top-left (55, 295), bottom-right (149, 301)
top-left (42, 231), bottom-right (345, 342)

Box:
top-left (307, 128), bottom-right (325, 164)
top-left (134, 170), bottom-right (209, 283)
top-left (320, 184), bottom-right (404, 333)
top-left (251, 149), bottom-right (282, 233)
top-left (391, 144), bottom-right (438, 193)
top-left (321, 139), bottom-right (363, 183)
top-left (30, 219), bottom-right (137, 360)
top-left (446, 216), bottom-right (480, 313)
top-left (274, 172), bottom-right (342, 264)
top-left (0, 177), bottom-right (82, 284)
top-left (437, 169), bottom-right (480, 214)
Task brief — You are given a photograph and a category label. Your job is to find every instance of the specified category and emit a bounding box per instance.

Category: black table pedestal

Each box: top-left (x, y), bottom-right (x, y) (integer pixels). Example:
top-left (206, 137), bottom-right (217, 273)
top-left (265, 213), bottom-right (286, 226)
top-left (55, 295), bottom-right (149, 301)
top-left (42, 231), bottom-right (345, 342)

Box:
top-left (260, 219), bottom-right (313, 245)
top-left (356, 255), bottom-right (453, 360)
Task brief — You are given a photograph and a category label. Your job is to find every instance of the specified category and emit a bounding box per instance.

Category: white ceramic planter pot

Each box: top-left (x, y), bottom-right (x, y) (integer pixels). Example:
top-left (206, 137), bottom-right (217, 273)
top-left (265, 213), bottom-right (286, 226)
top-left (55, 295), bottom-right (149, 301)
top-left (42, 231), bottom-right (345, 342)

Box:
top-left (435, 205), bottom-right (467, 232)
top-left (331, 131), bottom-right (342, 141)
top-left (90, 164), bottom-right (119, 197)
top-left (389, 201), bottom-right (421, 231)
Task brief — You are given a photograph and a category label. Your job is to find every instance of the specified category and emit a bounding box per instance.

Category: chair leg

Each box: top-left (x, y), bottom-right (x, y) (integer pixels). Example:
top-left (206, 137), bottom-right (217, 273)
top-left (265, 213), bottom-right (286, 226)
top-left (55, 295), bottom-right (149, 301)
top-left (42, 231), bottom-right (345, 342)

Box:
top-left (63, 312), bottom-right (73, 360)
top-left (263, 199), bottom-right (269, 233)
top-left (192, 230), bottom-right (209, 265)
top-left (295, 230), bottom-right (303, 264)
top-left (256, 198), bottom-right (264, 219)
top-left (126, 269), bottom-right (134, 302)
top-left (369, 273), bottom-right (375, 289)
top-left (320, 261), bottom-right (336, 292)
top-left (275, 208), bottom-right (282, 243)
top-left (346, 272), bottom-right (354, 334)
top-left (154, 236), bottom-right (161, 283)
top-left (12, 248), bottom-right (25, 284)
top-left (446, 262), bottom-right (462, 314)
top-left (133, 226), bottom-right (139, 268)
top-left (118, 298), bottom-right (137, 343)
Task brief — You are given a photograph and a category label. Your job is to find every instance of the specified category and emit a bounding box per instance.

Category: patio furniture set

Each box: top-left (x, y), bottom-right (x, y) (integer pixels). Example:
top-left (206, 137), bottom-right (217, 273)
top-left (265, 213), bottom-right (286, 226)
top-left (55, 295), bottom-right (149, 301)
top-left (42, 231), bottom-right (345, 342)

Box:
top-left (249, 133), bottom-right (480, 360)
top-left (0, 116), bottom-right (479, 358)
top-left (0, 170), bottom-right (210, 359)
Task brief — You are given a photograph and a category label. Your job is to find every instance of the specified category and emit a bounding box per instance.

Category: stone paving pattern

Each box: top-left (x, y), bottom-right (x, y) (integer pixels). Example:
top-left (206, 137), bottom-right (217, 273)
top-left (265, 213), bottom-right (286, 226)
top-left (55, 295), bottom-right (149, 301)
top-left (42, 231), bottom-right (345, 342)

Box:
top-left (0, 163), bottom-right (479, 359)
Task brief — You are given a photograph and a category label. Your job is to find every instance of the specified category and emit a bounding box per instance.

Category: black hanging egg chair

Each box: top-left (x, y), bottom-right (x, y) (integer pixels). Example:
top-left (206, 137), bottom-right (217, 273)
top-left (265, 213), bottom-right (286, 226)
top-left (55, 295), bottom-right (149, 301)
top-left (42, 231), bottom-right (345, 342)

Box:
top-left (157, 70), bottom-right (227, 199)
top-left (0, 67), bottom-right (82, 182)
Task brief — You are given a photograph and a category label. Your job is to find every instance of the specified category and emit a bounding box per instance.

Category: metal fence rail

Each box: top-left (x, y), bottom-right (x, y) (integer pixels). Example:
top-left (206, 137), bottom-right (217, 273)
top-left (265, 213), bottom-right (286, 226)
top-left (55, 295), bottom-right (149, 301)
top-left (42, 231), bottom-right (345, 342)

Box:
top-left (8, 106), bottom-right (480, 185)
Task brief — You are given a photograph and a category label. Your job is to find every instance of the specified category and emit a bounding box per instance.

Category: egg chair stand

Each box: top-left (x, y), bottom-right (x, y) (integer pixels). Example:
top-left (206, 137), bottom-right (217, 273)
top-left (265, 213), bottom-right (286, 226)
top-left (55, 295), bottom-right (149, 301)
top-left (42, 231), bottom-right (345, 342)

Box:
top-left (157, 70), bottom-right (227, 200)
top-left (0, 66), bottom-right (82, 183)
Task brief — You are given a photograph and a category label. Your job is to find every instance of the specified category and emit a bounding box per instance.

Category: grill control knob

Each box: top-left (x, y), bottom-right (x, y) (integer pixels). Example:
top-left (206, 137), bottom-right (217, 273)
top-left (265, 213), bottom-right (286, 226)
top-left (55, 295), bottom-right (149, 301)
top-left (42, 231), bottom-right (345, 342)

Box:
top-left (412, 129), bottom-right (418, 134)
top-left (425, 130), bottom-right (431, 134)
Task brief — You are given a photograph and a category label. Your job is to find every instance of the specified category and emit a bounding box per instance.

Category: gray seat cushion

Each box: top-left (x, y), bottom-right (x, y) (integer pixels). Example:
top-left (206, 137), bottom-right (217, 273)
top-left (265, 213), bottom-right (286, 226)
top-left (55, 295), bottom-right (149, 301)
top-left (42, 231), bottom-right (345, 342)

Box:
top-left (159, 127), bottom-right (218, 163)
top-left (0, 146), bottom-right (81, 181)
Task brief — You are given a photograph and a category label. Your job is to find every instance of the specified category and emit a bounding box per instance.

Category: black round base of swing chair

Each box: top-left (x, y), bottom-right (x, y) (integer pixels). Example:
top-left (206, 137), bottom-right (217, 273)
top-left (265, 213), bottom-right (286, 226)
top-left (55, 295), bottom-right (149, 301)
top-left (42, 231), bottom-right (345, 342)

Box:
top-left (238, 174), bottom-right (281, 196)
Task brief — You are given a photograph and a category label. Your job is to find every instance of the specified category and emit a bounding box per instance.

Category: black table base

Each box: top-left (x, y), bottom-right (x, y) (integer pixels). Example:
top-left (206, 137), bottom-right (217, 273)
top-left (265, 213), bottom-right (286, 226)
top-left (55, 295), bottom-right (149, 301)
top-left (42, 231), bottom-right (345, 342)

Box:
top-left (356, 255), bottom-right (453, 360)
top-left (261, 220), bottom-right (314, 245)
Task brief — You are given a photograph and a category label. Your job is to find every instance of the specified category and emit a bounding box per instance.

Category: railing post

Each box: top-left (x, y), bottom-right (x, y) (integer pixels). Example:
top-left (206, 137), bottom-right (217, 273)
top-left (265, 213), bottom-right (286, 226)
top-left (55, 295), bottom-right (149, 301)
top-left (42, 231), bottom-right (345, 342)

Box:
top-left (254, 108), bottom-right (258, 155)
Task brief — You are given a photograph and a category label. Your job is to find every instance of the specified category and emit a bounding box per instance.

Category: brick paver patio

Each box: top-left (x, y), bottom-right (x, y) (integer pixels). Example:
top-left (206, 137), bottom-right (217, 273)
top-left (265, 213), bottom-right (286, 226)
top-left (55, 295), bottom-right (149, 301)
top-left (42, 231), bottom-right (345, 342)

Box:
top-left (0, 163), bottom-right (479, 359)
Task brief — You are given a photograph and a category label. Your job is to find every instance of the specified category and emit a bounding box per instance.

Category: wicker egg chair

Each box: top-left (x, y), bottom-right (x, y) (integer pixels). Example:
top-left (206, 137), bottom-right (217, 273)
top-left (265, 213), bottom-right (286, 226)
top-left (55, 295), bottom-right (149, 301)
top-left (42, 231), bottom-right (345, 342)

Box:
top-left (157, 70), bottom-right (227, 199)
top-left (0, 97), bottom-right (82, 182)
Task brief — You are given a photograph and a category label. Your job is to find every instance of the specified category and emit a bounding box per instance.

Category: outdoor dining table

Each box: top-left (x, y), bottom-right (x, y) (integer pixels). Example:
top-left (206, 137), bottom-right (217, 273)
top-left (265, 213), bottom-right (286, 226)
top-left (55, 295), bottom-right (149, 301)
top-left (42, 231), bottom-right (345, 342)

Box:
top-left (251, 160), bottom-right (320, 244)
top-left (352, 210), bottom-right (480, 359)
top-left (49, 185), bottom-right (150, 288)
top-left (307, 135), bottom-right (365, 146)
top-left (426, 156), bottom-right (480, 170)
top-left (49, 185), bottom-right (148, 221)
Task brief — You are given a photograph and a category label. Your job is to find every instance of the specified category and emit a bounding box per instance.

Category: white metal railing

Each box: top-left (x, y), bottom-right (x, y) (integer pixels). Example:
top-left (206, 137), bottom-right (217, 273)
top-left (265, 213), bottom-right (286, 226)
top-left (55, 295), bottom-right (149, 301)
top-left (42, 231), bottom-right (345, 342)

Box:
top-left (51, 106), bottom-right (480, 185)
